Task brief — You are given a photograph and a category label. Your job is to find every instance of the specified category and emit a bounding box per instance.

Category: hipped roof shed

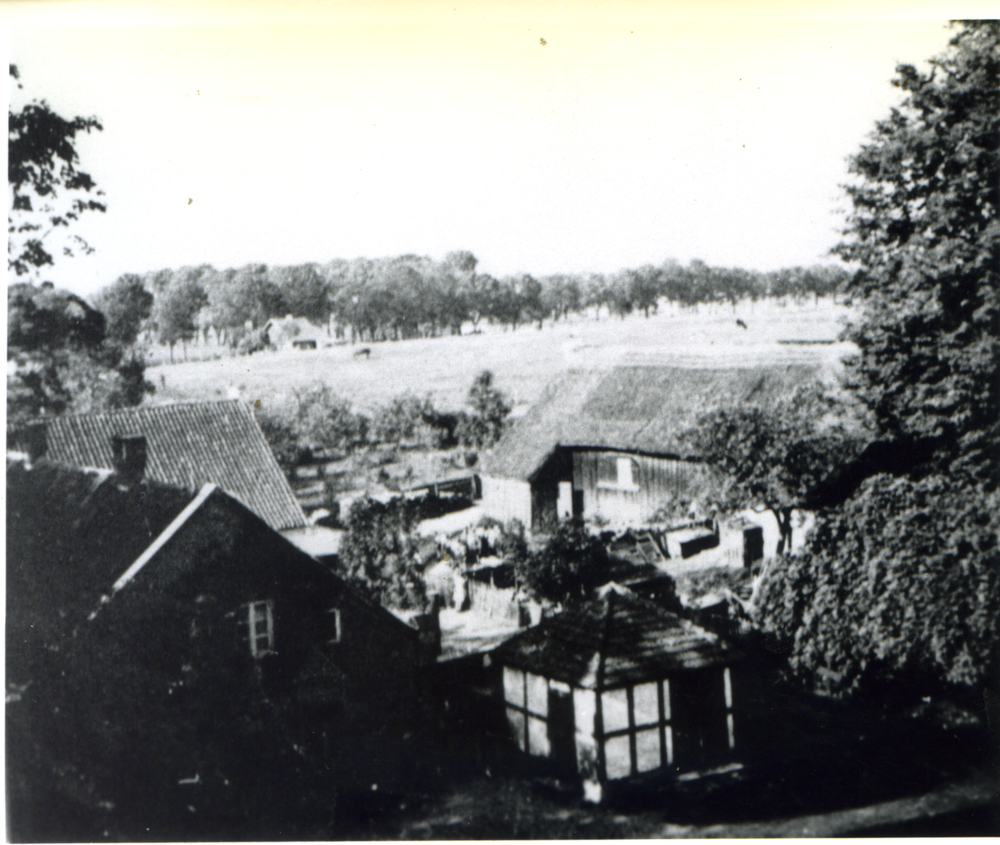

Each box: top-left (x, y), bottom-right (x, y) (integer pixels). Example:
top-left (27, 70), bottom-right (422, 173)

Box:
top-left (493, 588), bottom-right (735, 690)
top-left (480, 363), bottom-right (825, 482)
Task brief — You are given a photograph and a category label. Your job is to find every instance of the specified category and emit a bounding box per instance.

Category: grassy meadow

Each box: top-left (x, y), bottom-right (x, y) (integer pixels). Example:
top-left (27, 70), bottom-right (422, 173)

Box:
top-left (151, 299), bottom-right (857, 418)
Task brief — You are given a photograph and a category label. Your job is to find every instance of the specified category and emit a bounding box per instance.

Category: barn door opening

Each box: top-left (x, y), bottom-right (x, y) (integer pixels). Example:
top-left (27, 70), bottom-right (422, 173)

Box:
top-left (547, 684), bottom-right (576, 775)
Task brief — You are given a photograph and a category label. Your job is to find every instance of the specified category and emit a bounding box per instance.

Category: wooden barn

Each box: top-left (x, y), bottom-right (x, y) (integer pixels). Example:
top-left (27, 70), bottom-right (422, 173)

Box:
top-left (478, 364), bottom-right (823, 533)
top-left (492, 586), bottom-right (740, 801)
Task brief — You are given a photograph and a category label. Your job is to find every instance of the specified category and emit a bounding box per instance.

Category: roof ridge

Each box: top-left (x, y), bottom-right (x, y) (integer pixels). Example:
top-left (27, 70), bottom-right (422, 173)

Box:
top-left (43, 398), bottom-right (244, 422)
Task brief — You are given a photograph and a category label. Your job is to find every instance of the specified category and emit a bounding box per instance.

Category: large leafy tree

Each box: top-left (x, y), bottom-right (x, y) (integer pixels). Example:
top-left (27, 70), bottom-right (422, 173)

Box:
top-left (757, 22), bottom-right (1000, 700)
top-left (7, 283), bottom-right (154, 426)
top-left (681, 385), bottom-right (861, 555)
top-left (8, 65), bottom-right (106, 276)
top-left (834, 21), bottom-right (999, 482)
top-left (93, 274), bottom-right (154, 346)
top-left (339, 497), bottom-right (429, 611)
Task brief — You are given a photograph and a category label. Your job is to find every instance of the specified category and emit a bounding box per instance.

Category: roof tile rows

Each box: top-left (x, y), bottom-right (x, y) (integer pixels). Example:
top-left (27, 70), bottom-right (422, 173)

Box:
top-left (43, 400), bottom-right (307, 531)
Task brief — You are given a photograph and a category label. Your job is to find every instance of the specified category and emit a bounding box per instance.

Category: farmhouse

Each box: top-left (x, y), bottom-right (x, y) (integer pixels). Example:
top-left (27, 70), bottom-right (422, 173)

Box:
top-left (479, 364), bottom-right (822, 533)
top-left (492, 585), bottom-right (740, 801)
top-left (6, 449), bottom-right (431, 836)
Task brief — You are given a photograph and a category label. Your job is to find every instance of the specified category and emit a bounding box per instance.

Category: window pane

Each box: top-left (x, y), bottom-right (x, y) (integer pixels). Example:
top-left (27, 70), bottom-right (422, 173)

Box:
top-left (602, 688), bottom-right (630, 734)
top-left (255, 620), bottom-right (268, 635)
top-left (662, 680), bottom-right (671, 721)
top-left (506, 707), bottom-right (525, 752)
top-left (723, 667), bottom-right (733, 709)
top-left (617, 457), bottom-right (635, 488)
top-left (528, 717), bottom-right (550, 758)
top-left (604, 735), bottom-right (631, 779)
top-left (636, 728), bottom-right (661, 773)
top-left (665, 725), bottom-right (674, 765)
top-left (633, 682), bottom-right (659, 726)
top-left (503, 667), bottom-right (525, 707)
top-left (526, 673), bottom-right (548, 716)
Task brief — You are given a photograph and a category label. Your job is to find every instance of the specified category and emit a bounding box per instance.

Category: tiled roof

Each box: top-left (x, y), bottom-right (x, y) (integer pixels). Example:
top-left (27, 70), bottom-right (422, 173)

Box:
top-left (480, 363), bottom-right (826, 481)
top-left (43, 400), bottom-right (307, 531)
top-left (493, 588), bottom-right (734, 689)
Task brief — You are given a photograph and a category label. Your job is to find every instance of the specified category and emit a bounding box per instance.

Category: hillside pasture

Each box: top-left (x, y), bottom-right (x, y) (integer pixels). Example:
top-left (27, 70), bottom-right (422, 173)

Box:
top-left (151, 299), bottom-right (856, 417)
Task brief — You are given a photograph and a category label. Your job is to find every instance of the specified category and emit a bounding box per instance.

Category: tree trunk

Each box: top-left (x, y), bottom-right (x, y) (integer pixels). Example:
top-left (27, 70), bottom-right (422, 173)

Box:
top-left (771, 507), bottom-right (793, 555)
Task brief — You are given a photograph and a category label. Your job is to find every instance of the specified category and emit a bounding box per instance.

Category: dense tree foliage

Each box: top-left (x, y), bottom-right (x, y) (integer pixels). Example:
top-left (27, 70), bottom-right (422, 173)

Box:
top-left (106, 251), bottom-right (850, 360)
top-left (8, 66), bottom-right (105, 276)
top-left (517, 518), bottom-right (610, 605)
top-left (681, 385), bottom-right (862, 554)
top-left (153, 269), bottom-right (209, 362)
top-left (7, 282), bottom-right (154, 426)
top-left (757, 476), bottom-right (999, 699)
top-left (757, 22), bottom-right (1000, 700)
top-left (457, 370), bottom-right (512, 449)
top-left (835, 21), bottom-right (999, 484)
top-left (93, 274), bottom-right (154, 346)
top-left (338, 497), bottom-right (429, 611)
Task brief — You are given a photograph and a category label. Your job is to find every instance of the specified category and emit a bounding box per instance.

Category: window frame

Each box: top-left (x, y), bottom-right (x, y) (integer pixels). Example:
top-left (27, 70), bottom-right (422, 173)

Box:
top-left (327, 607), bottom-right (342, 644)
top-left (596, 454), bottom-right (641, 493)
top-left (598, 679), bottom-right (674, 779)
top-left (248, 599), bottom-right (275, 658)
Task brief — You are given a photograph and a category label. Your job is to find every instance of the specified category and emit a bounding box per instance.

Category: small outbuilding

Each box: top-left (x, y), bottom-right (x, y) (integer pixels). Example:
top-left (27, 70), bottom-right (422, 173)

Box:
top-left (492, 586), bottom-right (739, 801)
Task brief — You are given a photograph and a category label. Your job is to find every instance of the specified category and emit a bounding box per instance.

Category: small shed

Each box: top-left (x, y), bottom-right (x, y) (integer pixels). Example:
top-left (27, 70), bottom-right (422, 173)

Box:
top-left (492, 586), bottom-right (739, 800)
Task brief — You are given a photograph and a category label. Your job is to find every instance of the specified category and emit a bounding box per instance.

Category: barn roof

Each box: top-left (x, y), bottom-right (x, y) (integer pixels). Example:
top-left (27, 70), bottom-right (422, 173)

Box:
top-left (493, 587), bottom-right (734, 689)
top-left (43, 399), bottom-right (307, 531)
top-left (480, 363), bottom-right (825, 481)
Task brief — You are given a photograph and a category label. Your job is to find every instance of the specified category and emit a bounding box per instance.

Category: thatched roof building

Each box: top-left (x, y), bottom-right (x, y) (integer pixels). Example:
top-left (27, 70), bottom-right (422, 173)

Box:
top-left (479, 364), bottom-right (829, 532)
top-left (482, 363), bottom-right (825, 482)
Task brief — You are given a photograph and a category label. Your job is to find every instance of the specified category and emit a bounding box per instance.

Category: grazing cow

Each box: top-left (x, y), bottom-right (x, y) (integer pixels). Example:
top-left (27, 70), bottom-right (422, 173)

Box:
top-left (735, 319), bottom-right (748, 329)
top-left (354, 347), bottom-right (372, 358)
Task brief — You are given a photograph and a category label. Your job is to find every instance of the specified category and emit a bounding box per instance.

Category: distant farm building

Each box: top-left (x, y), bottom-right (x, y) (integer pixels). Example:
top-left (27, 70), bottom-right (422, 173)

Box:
top-left (478, 364), bottom-right (823, 533)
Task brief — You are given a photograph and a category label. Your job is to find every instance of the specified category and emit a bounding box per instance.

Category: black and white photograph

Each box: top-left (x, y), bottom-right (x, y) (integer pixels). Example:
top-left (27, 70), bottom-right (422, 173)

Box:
top-left (5, 2), bottom-right (999, 839)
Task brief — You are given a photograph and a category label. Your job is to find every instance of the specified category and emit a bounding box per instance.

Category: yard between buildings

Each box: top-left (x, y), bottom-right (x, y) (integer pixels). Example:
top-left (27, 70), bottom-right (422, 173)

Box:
top-left (372, 696), bottom-right (997, 840)
top-left (149, 299), bottom-right (855, 417)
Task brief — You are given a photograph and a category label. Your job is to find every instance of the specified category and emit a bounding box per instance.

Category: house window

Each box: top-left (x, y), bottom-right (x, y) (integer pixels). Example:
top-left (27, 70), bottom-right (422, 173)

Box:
top-left (599, 679), bottom-right (674, 780)
top-left (596, 455), bottom-right (640, 492)
top-left (327, 607), bottom-right (342, 644)
top-left (503, 666), bottom-right (554, 758)
top-left (248, 600), bottom-right (274, 658)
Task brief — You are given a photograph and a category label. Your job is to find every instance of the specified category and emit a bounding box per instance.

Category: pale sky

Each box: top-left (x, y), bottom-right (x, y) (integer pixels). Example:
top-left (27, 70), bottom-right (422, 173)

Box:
top-left (4, 3), bottom-right (978, 298)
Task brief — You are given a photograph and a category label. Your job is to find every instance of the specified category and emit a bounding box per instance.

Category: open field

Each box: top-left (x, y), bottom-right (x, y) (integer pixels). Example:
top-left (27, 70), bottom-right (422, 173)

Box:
top-left (152, 299), bottom-right (857, 416)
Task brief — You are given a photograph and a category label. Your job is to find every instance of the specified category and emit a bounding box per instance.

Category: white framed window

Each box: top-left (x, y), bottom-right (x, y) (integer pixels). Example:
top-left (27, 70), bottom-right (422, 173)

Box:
top-left (597, 455), bottom-right (641, 492)
top-left (327, 607), bottom-right (342, 644)
top-left (248, 600), bottom-right (275, 657)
